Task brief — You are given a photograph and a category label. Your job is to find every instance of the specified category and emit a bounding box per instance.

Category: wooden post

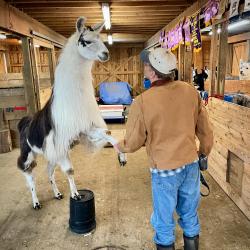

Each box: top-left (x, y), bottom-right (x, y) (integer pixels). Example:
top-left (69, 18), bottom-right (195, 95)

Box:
top-left (0, 129), bottom-right (12, 153)
top-left (216, 21), bottom-right (228, 96)
top-left (21, 37), bottom-right (38, 115)
top-left (209, 25), bottom-right (217, 96)
top-left (48, 48), bottom-right (55, 86)
top-left (246, 40), bottom-right (250, 61)
top-left (226, 44), bottom-right (233, 76)
top-left (184, 45), bottom-right (193, 83)
top-left (178, 44), bottom-right (185, 80)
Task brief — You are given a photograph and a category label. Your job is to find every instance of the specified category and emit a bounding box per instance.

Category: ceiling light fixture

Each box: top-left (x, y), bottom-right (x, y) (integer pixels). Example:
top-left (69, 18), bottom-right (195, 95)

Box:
top-left (102, 3), bottom-right (111, 30)
top-left (0, 34), bottom-right (7, 39)
top-left (108, 34), bottom-right (113, 45)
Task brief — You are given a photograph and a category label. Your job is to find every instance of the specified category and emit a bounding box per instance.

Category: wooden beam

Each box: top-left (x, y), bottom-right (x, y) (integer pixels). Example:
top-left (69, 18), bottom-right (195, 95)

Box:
top-left (10, 1), bottom-right (191, 8)
top-left (100, 33), bottom-right (149, 43)
top-left (178, 44), bottom-right (185, 80)
top-left (26, 13), bottom-right (181, 18)
top-left (0, 0), bottom-right (66, 45)
top-left (228, 32), bottom-right (250, 44)
top-left (247, 40), bottom-right (250, 61)
top-left (25, 9), bottom-right (185, 14)
top-left (184, 45), bottom-right (193, 83)
top-left (216, 22), bottom-right (229, 96)
top-left (145, 0), bottom-right (208, 48)
top-left (21, 37), bottom-right (37, 115)
top-left (209, 25), bottom-right (217, 96)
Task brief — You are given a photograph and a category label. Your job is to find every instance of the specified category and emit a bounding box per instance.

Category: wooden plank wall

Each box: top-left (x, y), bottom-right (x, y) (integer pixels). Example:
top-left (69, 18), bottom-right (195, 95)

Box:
top-left (205, 80), bottom-right (250, 95)
top-left (92, 44), bottom-right (144, 96)
top-left (0, 88), bottom-right (27, 147)
top-left (193, 40), bottom-right (211, 70)
top-left (207, 97), bottom-right (250, 219)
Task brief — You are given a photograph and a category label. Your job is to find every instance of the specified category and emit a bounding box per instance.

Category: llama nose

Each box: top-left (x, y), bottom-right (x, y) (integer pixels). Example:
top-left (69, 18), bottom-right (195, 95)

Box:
top-left (103, 52), bottom-right (109, 58)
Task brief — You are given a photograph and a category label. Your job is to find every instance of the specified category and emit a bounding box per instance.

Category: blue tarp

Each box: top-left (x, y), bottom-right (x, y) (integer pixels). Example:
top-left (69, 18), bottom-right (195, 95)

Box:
top-left (99, 82), bottom-right (132, 105)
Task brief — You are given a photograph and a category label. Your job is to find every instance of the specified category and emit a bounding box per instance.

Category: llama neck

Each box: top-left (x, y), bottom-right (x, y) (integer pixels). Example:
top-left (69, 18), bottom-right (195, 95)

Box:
top-left (54, 34), bottom-right (94, 92)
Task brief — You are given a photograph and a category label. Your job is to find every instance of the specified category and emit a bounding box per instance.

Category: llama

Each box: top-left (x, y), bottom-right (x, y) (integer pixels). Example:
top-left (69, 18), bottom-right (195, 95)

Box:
top-left (17, 17), bottom-right (126, 209)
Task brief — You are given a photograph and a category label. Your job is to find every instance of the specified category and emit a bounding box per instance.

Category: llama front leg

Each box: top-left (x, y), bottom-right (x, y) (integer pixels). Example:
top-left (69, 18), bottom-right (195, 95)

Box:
top-left (58, 156), bottom-right (80, 200)
top-left (47, 163), bottom-right (63, 200)
top-left (23, 171), bottom-right (41, 209)
top-left (88, 127), bottom-right (127, 166)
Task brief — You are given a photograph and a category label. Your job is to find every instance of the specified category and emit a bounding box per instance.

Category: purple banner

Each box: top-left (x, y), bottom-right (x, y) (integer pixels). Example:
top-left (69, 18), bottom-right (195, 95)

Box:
top-left (190, 12), bottom-right (202, 52)
top-left (204, 0), bottom-right (219, 26)
top-left (183, 17), bottom-right (191, 45)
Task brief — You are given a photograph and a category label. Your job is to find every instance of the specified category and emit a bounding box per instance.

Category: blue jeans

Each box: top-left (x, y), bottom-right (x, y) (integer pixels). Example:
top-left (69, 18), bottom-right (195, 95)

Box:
top-left (151, 161), bottom-right (200, 246)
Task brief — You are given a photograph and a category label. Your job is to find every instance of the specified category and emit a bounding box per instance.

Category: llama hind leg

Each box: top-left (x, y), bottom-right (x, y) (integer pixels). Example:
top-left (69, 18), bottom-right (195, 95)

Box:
top-left (18, 150), bottom-right (41, 209)
top-left (58, 156), bottom-right (80, 200)
top-left (47, 163), bottom-right (63, 200)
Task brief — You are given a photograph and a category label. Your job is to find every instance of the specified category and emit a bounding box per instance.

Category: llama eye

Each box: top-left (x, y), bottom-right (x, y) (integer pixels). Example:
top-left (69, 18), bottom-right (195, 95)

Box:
top-left (85, 41), bottom-right (91, 45)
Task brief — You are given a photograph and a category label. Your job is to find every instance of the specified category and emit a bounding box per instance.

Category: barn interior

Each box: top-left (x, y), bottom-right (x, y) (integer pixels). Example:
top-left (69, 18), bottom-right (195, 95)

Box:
top-left (0, 1), bottom-right (250, 249)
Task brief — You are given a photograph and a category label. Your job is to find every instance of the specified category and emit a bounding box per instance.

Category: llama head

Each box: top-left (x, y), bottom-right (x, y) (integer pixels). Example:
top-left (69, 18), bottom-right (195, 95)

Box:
top-left (75, 17), bottom-right (109, 62)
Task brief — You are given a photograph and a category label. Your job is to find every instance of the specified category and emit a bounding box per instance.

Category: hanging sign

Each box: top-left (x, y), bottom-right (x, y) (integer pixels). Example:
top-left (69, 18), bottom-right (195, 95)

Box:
top-left (159, 29), bottom-right (165, 48)
top-left (167, 29), bottom-right (175, 50)
top-left (190, 12), bottom-right (202, 52)
top-left (229, 0), bottom-right (240, 18)
top-left (177, 20), bottom-right (184, 45)
top-left (244, 0), bottom-right (250, 12)
top-left (204, 0), bottom-right (219, 26)
top-left (183, 17), bottom-right (191, 45)
top-left (172, 25), bottom-right (180, 50)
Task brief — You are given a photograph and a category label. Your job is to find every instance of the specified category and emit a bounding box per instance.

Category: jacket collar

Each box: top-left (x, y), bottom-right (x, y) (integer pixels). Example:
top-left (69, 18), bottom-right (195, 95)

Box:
top-left (151, 79), bottom-right (173, 87)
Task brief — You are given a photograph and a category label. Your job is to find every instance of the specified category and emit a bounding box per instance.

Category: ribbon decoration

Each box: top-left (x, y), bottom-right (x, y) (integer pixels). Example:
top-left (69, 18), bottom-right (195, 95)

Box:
top-left (159, 29), bottom-right (166, 48)
top-left (190, 12), bottom-right (202, 52)
top-left (204, 0), bottom-right (219, 26)
top-left (182, 17), bottom-right (191, 45)
top-left (177, 20), bottom-right (184, 45)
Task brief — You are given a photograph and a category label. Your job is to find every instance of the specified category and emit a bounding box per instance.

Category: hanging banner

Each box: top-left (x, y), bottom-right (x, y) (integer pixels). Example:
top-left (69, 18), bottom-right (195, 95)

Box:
top-left (177, 20), bottom-right (184, 45)
top-left (229, 0), bottom-right (240, 18)
top-left (167, 29), bottom-right (175, 50)
top-left (172, 26), bottom-right (179, 50)
top-left (216, 0), bottom-right (229, 19)
top-left (190, 12), bottom-right (202, 52)
top-left (244, 0), bottom-right (250, 12)
top-left (183, 17), bottom-right (191, 45)
top-left (159, 29), bottom-right (165, 48)
top-left (204, 0), bottom-right (219, 26)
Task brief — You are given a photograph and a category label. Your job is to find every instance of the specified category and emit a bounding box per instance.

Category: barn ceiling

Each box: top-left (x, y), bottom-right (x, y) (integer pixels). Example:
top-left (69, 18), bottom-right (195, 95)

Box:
top-left (5, 0), bottom-right (195, 42)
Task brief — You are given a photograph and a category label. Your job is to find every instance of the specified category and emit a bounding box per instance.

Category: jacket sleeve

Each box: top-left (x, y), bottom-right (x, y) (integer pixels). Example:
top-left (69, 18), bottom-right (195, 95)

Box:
top-left (196, 94), bottom-right (214, 156)
top-left (118, 97), bottom-right (147, 153)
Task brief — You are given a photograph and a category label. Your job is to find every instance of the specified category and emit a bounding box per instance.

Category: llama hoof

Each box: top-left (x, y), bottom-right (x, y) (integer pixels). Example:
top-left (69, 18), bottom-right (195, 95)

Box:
top-left (73, 194), bottom-right (81, 200)
top-left (118, 153), bottom-right (127, 167)
top-left (33, 202), bottom-right (42, 210)
top-left (55, 193), bottom-right (64, 200)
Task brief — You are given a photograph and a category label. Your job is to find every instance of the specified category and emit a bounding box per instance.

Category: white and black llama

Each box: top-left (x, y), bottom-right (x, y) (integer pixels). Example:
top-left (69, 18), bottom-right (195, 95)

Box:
top-left (17, 17), bottom-right (126, 209)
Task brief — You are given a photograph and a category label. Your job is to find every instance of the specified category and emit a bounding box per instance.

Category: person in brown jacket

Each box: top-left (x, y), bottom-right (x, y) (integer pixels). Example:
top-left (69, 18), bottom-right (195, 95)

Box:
top-left (117, 47), bottom-right (213, 250)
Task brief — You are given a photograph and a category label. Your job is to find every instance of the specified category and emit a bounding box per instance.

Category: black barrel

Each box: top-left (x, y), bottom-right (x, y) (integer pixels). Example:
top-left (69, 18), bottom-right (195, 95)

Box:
top-left (69, 189), bottom-right (96, 234)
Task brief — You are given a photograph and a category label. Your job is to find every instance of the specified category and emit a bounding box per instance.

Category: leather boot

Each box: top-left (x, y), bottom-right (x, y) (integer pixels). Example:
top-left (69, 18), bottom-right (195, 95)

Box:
top-left (183, 235), bottom-right (199, 250)
top-left (156, 243), bottom-right (175, 250)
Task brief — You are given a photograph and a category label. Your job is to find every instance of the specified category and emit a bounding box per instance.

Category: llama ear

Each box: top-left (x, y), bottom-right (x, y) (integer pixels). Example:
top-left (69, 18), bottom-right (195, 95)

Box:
top-left (76, 17), bottom-right (87, 33)
top-left (92, 21), bottom-right (105, 33)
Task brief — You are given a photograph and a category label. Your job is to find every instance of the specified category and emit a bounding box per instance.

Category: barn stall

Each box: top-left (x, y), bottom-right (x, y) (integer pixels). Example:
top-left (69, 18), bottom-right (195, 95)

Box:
top-left (0, 0), bottom-right (250, 249)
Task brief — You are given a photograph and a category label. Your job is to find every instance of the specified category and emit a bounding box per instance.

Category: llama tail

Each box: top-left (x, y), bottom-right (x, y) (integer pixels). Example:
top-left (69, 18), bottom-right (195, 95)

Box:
top-left (17, 116), bottom-right (32, 132)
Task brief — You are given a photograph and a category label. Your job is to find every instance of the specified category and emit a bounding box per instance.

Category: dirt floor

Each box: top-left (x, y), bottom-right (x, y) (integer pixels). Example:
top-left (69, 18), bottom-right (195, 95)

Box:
top-left (0, 126), bottom-right (250, 250)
